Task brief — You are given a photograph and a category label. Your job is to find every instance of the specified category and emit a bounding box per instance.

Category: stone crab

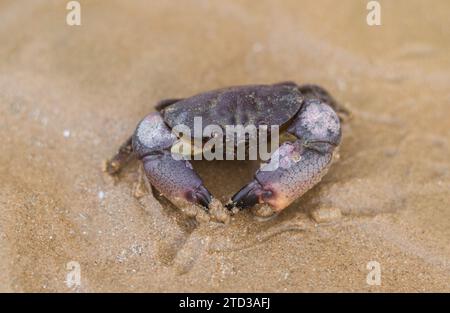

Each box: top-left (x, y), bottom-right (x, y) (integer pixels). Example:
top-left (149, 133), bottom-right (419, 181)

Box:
top-left (105, 82), bottom-right (347, 220)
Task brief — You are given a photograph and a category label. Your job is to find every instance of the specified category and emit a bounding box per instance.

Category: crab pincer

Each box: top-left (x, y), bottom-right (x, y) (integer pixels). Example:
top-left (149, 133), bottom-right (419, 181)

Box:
top-left (132, 112), bottom-right (212, 211)
top-left (229, 99), bottom-right (341, 213)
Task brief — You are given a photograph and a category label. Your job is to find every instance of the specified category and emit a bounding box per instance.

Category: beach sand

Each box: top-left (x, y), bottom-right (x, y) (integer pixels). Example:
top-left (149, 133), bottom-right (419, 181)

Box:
top-left (0, 0), bottom-right (449, 292)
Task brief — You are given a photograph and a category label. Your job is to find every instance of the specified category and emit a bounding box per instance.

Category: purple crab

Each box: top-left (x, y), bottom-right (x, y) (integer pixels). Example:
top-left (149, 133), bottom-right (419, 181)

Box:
top-left (105, 82), bottom-right (345, 218)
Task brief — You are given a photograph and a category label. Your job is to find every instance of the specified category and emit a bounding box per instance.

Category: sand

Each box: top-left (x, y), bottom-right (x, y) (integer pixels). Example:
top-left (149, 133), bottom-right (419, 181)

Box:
top-left (0, 0), bottom-right (449, 292)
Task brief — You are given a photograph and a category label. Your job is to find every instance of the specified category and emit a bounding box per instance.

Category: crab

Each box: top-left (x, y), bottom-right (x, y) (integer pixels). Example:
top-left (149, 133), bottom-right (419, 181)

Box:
top-left (105, 82), bottom-right (346, 219)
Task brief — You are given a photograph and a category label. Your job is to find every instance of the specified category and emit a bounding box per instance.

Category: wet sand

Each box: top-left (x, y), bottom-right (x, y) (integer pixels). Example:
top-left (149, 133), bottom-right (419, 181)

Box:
top-left (0, 0), bottom-right (449, 292)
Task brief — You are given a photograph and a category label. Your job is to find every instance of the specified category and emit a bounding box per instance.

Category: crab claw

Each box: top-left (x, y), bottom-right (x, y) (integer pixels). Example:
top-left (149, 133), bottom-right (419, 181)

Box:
top-left (228, 180), bottom-right (271, 210)
top-left (229, 100), bottom-right (341, 213)
top-left (229, 142), bottom-right (334, 212)
top-left (141, 152), bottom-right (212, 210)
top-left (186, 185), bottom-right (212, 208)
top-left (133, 112), bottom-right (212, 211)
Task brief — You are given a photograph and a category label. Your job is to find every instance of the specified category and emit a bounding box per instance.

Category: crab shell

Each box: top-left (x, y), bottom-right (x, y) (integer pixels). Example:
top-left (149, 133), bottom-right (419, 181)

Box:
top-left (159, 82), bottom-right (304, 139)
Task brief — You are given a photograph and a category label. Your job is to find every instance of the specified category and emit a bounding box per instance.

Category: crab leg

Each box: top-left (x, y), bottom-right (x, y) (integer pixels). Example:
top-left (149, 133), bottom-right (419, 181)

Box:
top-left (229, 99), bottom-right (341, 212)
top-left (104, 136), bottom-right (134, 175)
top-left (132, 112), bottom-right (212, 210)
